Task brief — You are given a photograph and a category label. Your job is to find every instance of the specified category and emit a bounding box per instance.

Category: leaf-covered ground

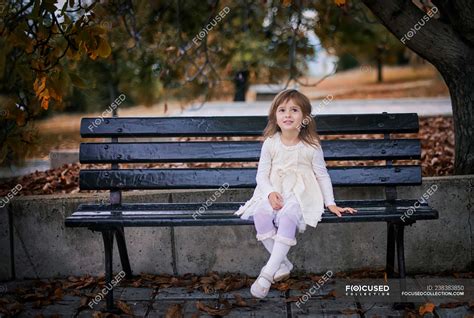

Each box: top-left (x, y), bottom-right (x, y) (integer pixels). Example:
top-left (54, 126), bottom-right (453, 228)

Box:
top-left (0, 270), bottom-right (472, 317)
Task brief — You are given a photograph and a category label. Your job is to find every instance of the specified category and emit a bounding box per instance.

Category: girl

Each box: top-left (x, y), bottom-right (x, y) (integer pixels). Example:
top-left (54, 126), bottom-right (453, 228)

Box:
top-left (234, 89), bottom-right (357, 299)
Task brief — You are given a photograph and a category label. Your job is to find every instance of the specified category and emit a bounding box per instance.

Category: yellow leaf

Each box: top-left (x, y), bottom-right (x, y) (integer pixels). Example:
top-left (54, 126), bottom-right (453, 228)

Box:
top-left (97, 37), bottom-right (111, 58)
top-left (334, 0), bottom-right (346, 6)
top-left (33, 77), bottom-right (46, 97)
top-left (89, 51), bottom-right (98, 60)
top-left (41, 96), bottom-right (50, 110)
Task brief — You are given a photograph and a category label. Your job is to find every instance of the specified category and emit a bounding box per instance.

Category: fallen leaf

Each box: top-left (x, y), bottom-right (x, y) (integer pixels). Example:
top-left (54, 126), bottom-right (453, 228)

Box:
top-left (54, 287), bottom-right (63, 300)
top-left (232, 293), bottom-right (247, 307)
top-left (165, 303), bottom-right (183, 318)
top-left (196, 300), bottom-right (231, 316)
top-left (116, 300), bottom-right (133, 315)
top-left (419, 302), bottom-right (436, 315)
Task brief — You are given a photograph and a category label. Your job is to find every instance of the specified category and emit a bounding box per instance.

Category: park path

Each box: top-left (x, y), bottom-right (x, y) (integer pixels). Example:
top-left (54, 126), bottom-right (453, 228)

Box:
top-left (174, 97), bottom-right (452, 117)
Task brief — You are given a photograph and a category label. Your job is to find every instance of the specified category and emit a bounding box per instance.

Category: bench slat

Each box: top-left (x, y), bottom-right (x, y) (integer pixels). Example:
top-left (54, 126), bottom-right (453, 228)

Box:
top-left (80, 139), bottom-right (420, 163)
top-left (79, 166), bottom-right (421, 190)
top-left (74, 199), bottom-right (432, 212)
top-left (80, 113), bottom-right (419, 137)
top-left (65, 200), bottom-right (438, 228)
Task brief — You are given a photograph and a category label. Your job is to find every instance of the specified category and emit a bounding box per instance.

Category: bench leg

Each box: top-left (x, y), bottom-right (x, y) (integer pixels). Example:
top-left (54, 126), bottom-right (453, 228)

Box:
top-left (393, 224), bottom-right (414, 310)
top-left (102, 230), bottom-right (116, 312)
top-left (115, 226), bottom-right (133, 278)
top-left (386, 222), bottom-right (396, 278)
top-left (395, 224), bottom-right (406, 278)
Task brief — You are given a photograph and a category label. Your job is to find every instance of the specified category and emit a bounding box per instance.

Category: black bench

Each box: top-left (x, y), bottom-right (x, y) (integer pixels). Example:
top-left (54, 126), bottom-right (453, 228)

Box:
top-left (65, 112), bottom-right (438, 311)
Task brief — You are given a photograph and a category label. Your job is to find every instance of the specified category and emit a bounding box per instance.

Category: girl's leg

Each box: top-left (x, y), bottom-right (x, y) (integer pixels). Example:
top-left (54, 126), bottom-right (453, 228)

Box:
top-left (253, 211), bottom-right (292, 267)
top-left (257, 214), bottom-right (297, 288)
top-left (253, 211), bottom-right (276, 242)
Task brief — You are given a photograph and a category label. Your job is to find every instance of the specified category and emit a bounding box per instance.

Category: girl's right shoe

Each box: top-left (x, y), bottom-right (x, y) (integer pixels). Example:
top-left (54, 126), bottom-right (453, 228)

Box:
top-left (274, 262), bottom-right (293, 282)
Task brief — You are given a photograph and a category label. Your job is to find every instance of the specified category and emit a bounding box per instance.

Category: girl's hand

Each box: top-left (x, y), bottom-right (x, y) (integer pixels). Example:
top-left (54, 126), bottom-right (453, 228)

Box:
top-left (268, 192), bottom-right (284, 210)
top-left (327, 205), bottom-right (357, 217)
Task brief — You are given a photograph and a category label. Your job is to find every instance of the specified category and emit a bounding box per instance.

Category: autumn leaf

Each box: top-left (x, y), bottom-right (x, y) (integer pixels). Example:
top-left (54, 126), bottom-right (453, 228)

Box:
top-left (334, 0), bottom-right (346, 6)
top-left (54, 287), bottom-right (63, 300)
top-left (419, 302), bottom-right (436, 315)
top-left (322, 290), bottom-right (338, 299)
top-left (116, 300), bottom-right (133, 315)
top-left (16, 112), bottom-right (27, 126)
top-left (78, 296), bottom-right (90, 310)
top-left (92, 312), bottom-right (103, 318)
top-left (97, 37), bottom-right (111, 58)
top-left (196, 300), bottom-right (231, 316)
top-left (132, 279), bottom-right (142, 288)
top-left (232, 293), bottom-right (248, 307)
top-left (285, 296), bottom-right (301, 303)
top-left (165, 303), bottom-right (183, 318)
top-left (341, 308), bottom-right (360, 315)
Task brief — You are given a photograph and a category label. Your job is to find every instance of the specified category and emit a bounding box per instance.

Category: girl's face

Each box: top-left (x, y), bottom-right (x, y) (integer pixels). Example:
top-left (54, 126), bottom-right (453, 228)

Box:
top-left (275, 99), bottom-right (304, 133)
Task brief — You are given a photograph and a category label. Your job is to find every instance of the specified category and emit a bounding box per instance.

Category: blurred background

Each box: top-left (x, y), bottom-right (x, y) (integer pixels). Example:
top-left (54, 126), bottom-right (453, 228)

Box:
top-left (0, 0), bottom-right (459, 195)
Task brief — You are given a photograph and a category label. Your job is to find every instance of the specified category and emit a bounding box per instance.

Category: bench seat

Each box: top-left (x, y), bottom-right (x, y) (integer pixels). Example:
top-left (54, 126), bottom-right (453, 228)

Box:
top-left (66, 199), bottom-right (437, 227)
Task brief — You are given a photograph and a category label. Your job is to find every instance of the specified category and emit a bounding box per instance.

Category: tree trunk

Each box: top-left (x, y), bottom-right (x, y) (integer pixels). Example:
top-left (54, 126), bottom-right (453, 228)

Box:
top-left (376, 56), bottom-right (383, 83)
top-left (441, 68), bottom-right (474, 174)
top-left (376, 45), bottom-right (384, 83)
top-left (361, 0), bottom-right (474, 174)
top-left (233, 70), bottom-right (249, 101)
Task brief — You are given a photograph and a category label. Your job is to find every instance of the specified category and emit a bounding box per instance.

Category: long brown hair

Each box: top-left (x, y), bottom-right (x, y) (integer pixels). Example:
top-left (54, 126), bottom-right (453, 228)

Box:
top-left (262, 89), bottom-right (321, 148)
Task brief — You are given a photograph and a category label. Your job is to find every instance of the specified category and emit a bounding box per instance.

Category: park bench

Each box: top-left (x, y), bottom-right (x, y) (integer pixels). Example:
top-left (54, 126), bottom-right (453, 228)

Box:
top-left (65, 112), bottom-right (438, 311)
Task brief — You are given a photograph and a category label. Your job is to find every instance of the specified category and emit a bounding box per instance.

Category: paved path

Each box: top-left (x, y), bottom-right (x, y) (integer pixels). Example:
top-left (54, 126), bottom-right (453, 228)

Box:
top-left (175, 97), bottom-right (452, 117)
top-left (2, 275), bottom-right (472, 317)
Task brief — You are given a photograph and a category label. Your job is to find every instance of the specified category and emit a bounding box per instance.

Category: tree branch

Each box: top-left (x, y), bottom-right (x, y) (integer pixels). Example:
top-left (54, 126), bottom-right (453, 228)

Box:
top-left (432, 0), bottom-right (474, 45)
top-left (361, 0), bottom-right (472, 71)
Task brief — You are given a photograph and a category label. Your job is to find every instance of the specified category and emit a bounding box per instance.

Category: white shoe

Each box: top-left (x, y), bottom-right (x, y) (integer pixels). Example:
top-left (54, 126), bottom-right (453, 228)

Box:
top-left (274, 262), bottom-right (293, 282)
top-left (250, 270), bottom-right (274, 299)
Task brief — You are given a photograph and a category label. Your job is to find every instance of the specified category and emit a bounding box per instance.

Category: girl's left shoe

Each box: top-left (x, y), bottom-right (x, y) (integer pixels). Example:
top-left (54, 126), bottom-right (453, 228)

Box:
top-left (250, 270), bottom-right (274, 299)
top-left (274, 262), bottom-right (293, 282)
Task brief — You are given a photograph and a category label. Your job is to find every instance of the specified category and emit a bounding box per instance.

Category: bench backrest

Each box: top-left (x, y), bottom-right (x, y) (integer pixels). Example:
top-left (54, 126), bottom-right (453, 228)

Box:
top-left (79, 113), bottom-right (421, 204)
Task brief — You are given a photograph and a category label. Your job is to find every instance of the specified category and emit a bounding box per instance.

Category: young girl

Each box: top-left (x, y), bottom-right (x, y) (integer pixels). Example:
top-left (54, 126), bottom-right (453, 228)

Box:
top-left (234, 89), bottom-right (357, 299)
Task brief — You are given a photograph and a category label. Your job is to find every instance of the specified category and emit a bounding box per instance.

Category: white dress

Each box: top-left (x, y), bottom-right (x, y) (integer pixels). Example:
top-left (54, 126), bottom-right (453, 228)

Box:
top-left (234, 132), bottom-right (336, 233)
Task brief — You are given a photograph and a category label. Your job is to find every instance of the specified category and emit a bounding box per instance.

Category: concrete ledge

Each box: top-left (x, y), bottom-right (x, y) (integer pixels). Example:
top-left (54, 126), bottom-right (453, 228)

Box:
top-left (1, 175), bottom-right (473, 281)
top-left (49, 149), bottom-right (79, 169)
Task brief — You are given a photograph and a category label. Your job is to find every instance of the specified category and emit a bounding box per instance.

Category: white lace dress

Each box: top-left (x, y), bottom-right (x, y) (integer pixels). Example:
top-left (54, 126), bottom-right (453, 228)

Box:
top-left (234, 132), bottom-right (336, 233)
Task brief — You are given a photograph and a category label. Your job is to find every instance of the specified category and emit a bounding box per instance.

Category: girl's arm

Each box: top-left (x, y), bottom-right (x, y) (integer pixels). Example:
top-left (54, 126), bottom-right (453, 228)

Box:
top-left (256, 139), bottom-right (276, 199)
top-left (312, 146), bottom-right (336, 207)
